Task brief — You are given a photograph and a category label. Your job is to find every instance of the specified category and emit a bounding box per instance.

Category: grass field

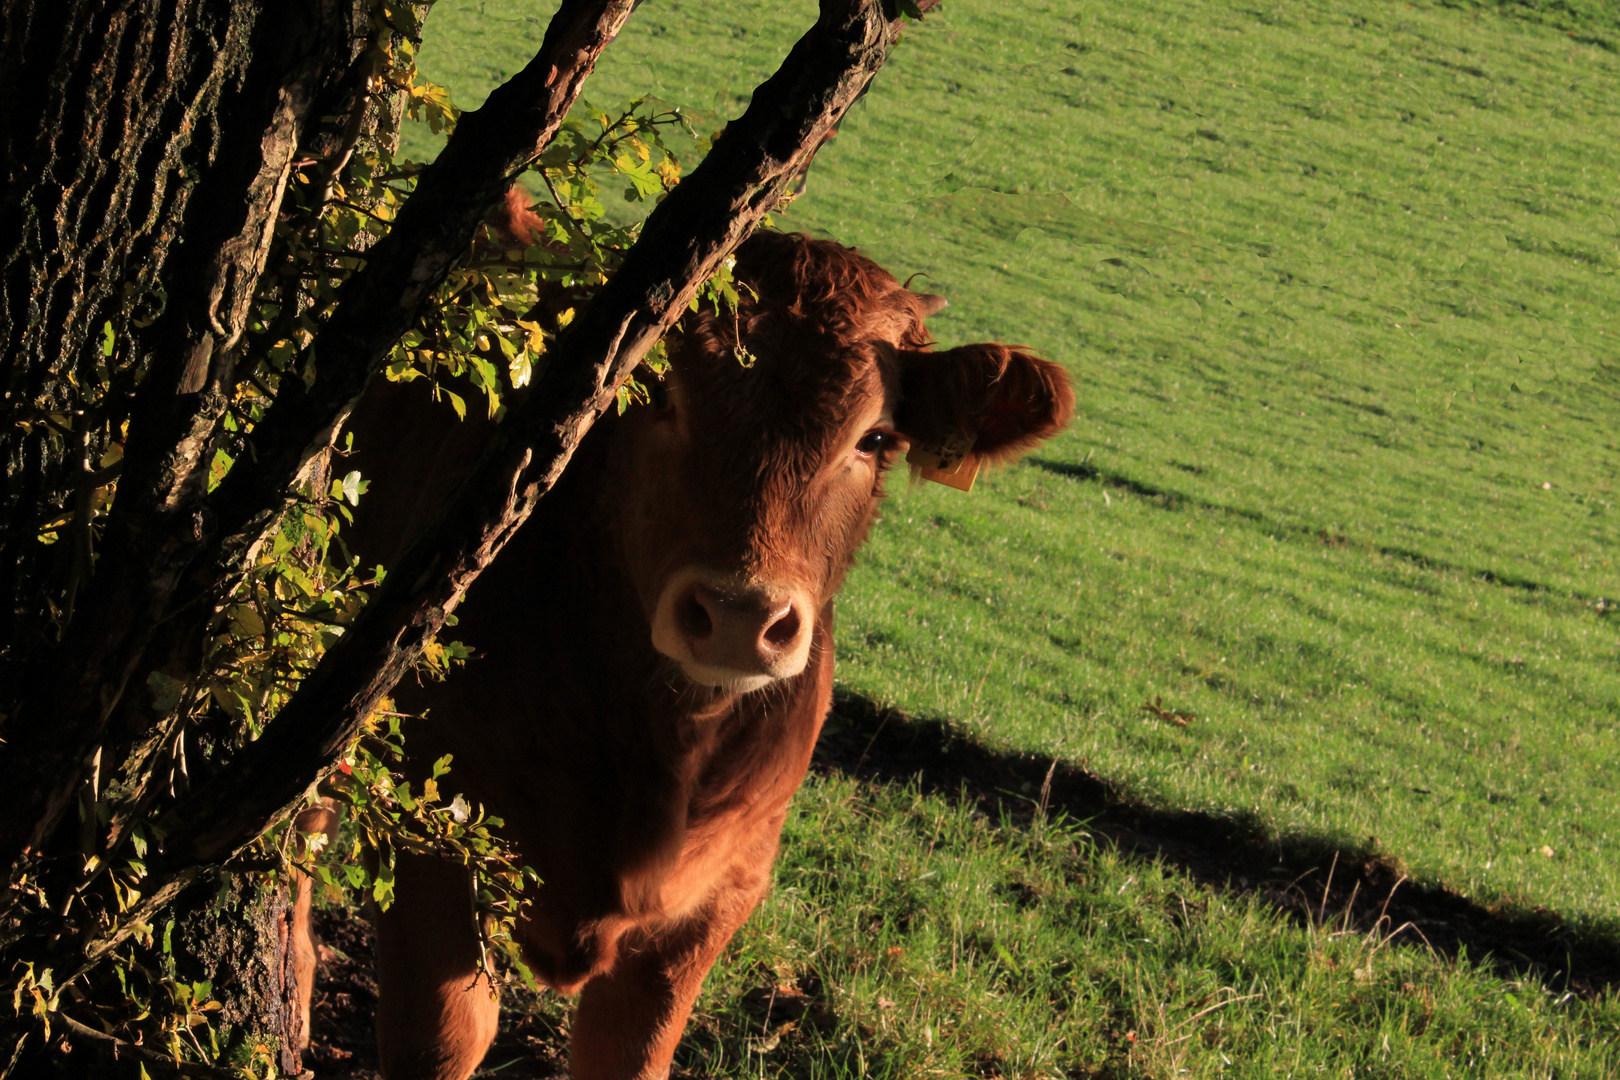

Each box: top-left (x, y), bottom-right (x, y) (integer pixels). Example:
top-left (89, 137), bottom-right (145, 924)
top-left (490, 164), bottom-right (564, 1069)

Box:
top-left (354, 0), bottom-right (1620, 1074)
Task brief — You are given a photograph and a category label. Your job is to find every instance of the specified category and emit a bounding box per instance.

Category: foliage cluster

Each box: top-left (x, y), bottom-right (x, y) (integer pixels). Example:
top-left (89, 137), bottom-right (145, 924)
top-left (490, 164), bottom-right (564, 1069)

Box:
top-left (380, 95), bottom-right (702, 421)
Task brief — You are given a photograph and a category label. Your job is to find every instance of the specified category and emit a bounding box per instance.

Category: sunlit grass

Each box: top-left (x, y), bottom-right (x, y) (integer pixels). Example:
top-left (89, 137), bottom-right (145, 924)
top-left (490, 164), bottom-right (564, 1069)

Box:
top-left (406, 0), bottom-right (1620, 915)
top-left (683, 774), bottom-right (1620, 1079)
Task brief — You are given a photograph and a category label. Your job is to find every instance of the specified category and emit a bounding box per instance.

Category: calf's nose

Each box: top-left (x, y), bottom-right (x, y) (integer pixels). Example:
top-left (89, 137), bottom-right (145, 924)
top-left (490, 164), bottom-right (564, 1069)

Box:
top-left (652, 572), bottom-right (814, 692)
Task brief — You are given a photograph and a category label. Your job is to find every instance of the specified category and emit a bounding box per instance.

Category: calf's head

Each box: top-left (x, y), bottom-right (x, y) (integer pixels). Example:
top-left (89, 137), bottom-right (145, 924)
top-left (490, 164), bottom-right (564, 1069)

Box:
top-left (611, 232), bottom-right (1073, 694)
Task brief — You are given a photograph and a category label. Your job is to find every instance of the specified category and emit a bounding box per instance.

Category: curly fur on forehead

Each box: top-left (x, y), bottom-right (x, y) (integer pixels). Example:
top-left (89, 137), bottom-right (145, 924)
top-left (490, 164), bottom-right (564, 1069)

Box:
top-left (732, 231), bottom-right (935, 351)
top-left (666, 231), bottom-right (935, 445)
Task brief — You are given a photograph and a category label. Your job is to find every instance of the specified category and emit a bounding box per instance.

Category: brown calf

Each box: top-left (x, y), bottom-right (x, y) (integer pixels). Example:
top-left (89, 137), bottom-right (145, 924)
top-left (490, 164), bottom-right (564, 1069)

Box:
top-left (298, 231), bottom-right (1072, 1080)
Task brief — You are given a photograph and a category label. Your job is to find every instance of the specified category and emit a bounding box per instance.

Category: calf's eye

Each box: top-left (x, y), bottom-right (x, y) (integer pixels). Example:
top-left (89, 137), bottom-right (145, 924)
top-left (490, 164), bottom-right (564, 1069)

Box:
top-left (856, 430), bottom-right (896, 457)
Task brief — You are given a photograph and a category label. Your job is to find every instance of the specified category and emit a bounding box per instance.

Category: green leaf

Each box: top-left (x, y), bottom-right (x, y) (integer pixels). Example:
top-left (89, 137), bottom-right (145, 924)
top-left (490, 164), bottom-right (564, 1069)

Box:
top-left (387, 1), bottom-right (424, 40)
top-left (993, 941), bottom-right (1021, 974)
top-left (372, 858), bottom-right (396, 909)
top-left (146, 672), bottom-right (187, 715)
top-left (341, 470), bottom-right (363, 506)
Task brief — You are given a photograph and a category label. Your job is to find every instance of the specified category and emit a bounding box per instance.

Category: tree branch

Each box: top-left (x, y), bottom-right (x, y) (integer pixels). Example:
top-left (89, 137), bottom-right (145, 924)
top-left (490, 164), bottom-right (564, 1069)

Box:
top-left (156, 0), bottom-right (901, 868)
top-left (206, 0), bottom-right (640, 553)
top-left (56, 1010), bottom-right (239, 1079)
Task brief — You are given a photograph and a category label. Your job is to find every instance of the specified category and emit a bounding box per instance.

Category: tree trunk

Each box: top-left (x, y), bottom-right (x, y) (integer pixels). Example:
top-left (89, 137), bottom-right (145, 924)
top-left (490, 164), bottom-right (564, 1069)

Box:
top-left (0, 0), bottom-right (373, 866)
top-left (1, 0), bottom-right (274, 680)
top-left (20, 876), bottom-right (302, 1080)
top-left (168, 876), bottom-right (304, 1079)
top-left (0, 0), bottom-right (374, 1070)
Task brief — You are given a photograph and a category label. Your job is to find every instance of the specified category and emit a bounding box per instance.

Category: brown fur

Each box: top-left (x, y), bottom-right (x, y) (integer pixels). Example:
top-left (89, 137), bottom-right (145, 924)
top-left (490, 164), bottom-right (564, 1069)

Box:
top-left (295, 232), bottom-right (1071, 1080)
top-left (489, 185), bottom-right (546, 248)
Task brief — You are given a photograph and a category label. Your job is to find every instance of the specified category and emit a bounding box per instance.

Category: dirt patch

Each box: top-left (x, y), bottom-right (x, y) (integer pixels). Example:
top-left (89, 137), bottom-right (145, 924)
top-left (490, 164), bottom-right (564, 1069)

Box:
top-left (303, 908), bottom-right (380, 1078)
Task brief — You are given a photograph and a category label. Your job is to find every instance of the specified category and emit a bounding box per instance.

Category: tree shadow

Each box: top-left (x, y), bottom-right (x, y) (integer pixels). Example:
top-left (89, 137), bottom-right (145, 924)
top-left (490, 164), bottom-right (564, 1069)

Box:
top-left (815, 687), bottom-right (1620, 999)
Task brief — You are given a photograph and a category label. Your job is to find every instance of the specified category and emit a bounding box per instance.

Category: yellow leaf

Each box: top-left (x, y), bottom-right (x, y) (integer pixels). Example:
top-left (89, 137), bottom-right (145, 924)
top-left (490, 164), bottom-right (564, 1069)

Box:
top-left (232, 604), bottom-right (265, 638)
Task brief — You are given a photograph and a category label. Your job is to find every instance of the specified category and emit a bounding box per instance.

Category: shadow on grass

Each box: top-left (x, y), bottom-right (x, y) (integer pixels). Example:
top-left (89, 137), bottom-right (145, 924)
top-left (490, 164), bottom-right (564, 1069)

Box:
top-left (816, 687), bottom-right (1620, 999)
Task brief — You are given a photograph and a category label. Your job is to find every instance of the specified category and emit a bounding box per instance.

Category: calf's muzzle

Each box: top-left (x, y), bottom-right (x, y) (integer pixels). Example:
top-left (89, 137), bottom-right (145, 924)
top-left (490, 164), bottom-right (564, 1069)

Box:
top-left (650, 570), bottom-right (814, 693)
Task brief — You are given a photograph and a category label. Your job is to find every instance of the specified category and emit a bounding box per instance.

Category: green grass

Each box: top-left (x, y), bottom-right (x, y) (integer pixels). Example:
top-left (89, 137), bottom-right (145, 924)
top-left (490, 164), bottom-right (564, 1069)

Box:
top-left (398, 0), bottom-right (1620, 1074)
top-left (717, 773), bottom-right (1618, 1079)
top-left (492, 772), bottom-right (1620, 1079)
top-left (790, 0), bottom-right (1620, 922)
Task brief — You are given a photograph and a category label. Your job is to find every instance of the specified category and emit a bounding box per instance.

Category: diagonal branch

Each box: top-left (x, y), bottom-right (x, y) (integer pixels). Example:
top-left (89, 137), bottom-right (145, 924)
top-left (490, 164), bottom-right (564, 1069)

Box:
top-left (155, 0), bottom-right (902, 869)
top-left (205, 0), bottom-right (640, 552)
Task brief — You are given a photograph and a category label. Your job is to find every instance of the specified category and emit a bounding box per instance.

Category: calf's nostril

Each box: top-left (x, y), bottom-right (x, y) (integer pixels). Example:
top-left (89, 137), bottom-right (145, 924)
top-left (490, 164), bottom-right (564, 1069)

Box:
top-left (761, 604), bottom-right (801, 650)
top-left (676, 588), bottom-right (714, 641)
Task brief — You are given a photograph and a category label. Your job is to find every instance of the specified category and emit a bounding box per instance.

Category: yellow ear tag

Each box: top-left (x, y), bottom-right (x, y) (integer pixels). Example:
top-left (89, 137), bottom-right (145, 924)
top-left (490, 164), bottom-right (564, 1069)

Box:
top-left (922, 454), bottom-right (979, 491)
top-left (907, 430), bottom-right (980, 492)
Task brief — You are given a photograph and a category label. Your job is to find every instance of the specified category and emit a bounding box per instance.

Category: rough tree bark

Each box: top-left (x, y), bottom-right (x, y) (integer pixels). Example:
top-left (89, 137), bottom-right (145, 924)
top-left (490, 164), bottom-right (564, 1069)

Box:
top-left (0, 0), bottom-right (639, 886)
top-left (0, 0), bottom-right (907, 1072)
top-left (0, 0), bottom-right (376, 864)
top-left (1, 1), bottom-right (379, 1070)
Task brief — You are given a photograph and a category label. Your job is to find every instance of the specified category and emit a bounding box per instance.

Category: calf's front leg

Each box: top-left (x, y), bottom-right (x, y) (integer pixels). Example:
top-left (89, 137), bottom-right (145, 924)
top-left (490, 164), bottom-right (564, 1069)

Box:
top-left (375, 852), bottom-right (500, 1080)
top-left (569, 865), bottom-right (772, 1080)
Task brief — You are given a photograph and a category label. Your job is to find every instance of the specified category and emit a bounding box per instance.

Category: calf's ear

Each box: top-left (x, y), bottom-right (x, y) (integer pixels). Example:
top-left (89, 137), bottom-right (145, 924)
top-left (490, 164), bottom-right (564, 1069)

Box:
top-left (895, 344), bottom-right (1074, 468)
